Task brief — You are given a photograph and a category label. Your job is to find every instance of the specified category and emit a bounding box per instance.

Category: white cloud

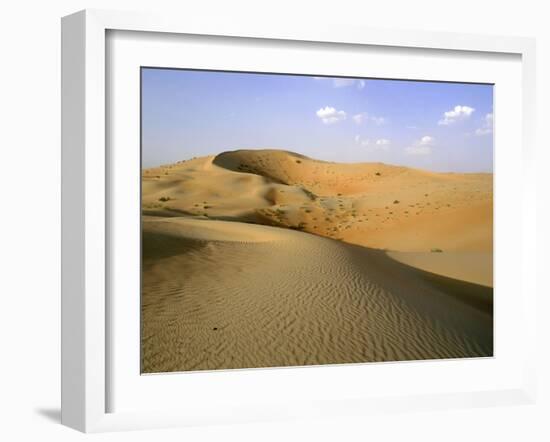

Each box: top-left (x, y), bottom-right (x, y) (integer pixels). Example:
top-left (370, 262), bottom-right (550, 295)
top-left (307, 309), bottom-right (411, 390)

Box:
top-left (355, 135), bottom-right (390, 151)
top-left (406, 135), bottom-right (434, 155)
top-left (316, 106), bottom-right (347, 124)
top-left (352, 112), bottom-right (386, 126)
top-left (315, 77), bottom-right (366, 90)
top-left (352, 113), bottom-right (367, 124)
top-left (475, 113), bottom-right (493, 136)
top-left (438, 105), bottom-right (475, 125)
top-left (370, 116), bottom-right (386, 126)
top-left (419, 135), bottom-right (434, 145)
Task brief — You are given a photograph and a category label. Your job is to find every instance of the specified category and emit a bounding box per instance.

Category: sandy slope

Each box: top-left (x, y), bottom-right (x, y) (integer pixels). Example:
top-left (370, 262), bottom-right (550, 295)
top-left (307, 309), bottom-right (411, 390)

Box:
top-left (142, 217), bottom-right (492, 373)
top-left (142, 149), bottom-right (493, 285)
top-left (387, 251), bottom-right (493, 287)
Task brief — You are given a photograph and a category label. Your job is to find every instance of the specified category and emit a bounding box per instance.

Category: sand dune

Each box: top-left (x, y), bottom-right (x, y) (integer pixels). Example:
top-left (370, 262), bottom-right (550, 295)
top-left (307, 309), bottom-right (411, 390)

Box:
top-left (143, 149), bottom-right (492, 283)
top-left (141, 216), bottom-right (492, 373)
top-left (141, 149), bottom-right (493, 372)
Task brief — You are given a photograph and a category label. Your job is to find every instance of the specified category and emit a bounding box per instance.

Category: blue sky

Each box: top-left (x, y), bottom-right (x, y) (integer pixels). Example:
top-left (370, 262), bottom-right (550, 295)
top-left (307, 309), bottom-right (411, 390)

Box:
top-left (142, 68), bottom-right (493, 172)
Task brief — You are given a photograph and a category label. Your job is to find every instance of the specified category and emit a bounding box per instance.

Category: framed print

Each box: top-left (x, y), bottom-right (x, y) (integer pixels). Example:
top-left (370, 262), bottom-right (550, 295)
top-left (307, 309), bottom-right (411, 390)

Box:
top-left (61, 9), bottom-right (538, 432)
top-left (139, 68), bottom-right (494, 374)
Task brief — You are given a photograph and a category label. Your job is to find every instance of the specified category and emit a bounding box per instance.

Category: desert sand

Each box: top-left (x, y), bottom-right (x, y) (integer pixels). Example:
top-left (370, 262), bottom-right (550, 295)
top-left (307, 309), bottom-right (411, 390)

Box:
top-left (141, 149), bottom-right (493, 373)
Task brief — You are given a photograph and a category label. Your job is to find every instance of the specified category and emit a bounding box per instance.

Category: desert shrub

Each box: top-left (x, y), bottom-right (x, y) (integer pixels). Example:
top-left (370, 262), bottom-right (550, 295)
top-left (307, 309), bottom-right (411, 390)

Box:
top-left (393, 200), bottom-right (400, 204)
top-left (431, 248), bottom-right (443, 253)
top-left (375, 172), bottom-right (381, 176)
top-left (158, 196), bottom-right (171, 202)
top-left (295, 159), bottom-right (302, 164)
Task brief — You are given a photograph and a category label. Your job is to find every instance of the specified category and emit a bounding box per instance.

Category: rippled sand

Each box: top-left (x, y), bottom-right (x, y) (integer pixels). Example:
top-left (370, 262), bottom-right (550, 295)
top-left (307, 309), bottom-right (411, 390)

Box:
top-left (141, 217), bottom-right (492, 373)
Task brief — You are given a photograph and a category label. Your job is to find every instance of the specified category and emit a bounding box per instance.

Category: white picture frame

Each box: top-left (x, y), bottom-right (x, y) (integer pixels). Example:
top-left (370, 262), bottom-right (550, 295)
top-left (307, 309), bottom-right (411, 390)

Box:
top-left (61, 9), bottom-right (538, 433)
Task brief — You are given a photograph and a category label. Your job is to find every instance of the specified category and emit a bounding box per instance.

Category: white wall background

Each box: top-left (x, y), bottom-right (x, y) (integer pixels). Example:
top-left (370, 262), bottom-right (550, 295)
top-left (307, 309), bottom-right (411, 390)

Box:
top-left (0, 1), bottom-right (547, 440)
